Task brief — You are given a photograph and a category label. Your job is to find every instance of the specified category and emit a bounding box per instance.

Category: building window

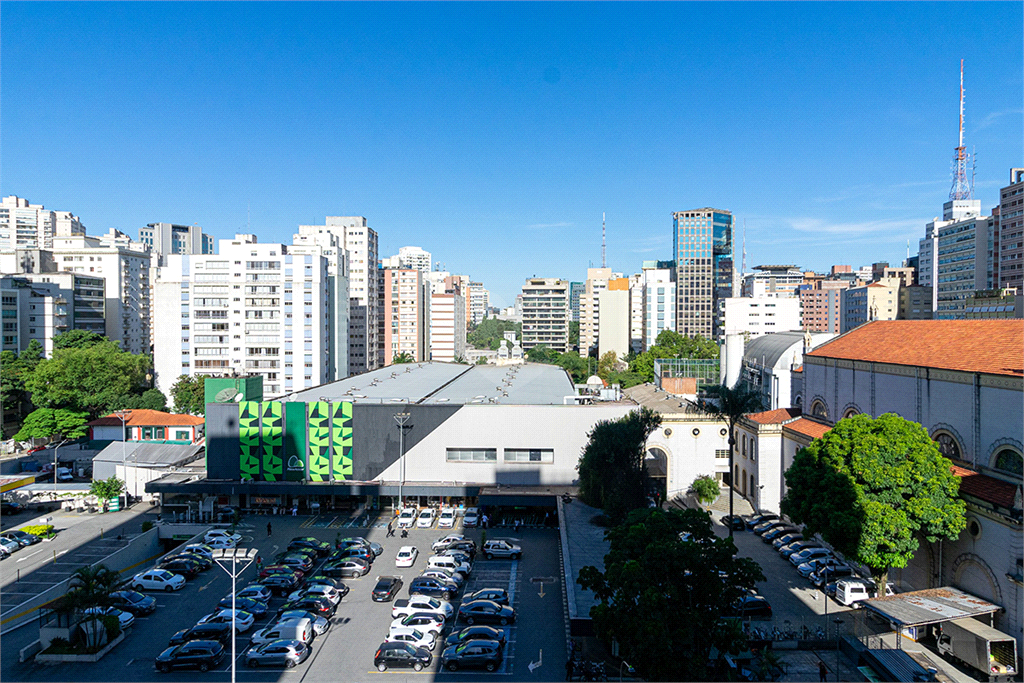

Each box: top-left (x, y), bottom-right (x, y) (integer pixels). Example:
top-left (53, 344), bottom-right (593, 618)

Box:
top-left (933, 431), bottom-right (962, 462)
top-left (503, 449), bottom-right (554, 463)
top-left (993, 449), bottom-right (1023, 476)
top-left (142, 427), bottom-right (166, 440)
top-left (810, 400), bottom-right (828, 420)
top-left (445, 448), bottom-right (497, 462)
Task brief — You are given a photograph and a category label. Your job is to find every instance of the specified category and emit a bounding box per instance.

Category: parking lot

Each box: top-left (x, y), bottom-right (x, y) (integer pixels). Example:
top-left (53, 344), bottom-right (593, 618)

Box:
top-left (1, 509), bottom-right (568, 682)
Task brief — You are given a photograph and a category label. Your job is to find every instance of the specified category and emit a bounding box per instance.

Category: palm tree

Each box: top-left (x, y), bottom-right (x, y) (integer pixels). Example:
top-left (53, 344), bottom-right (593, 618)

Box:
top-left (391, 352), bottom-right (415, 364)
top-left (62, 564), bottom-right (121, 649)
top-left (695, 383), bottom-right (764, 537)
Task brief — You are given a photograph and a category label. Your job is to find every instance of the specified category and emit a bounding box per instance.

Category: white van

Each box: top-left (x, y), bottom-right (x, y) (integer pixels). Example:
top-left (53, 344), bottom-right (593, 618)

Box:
top-left (249, 619), bottom-right (314, 647)
top-left (835, 578), bottom-right (895, 607)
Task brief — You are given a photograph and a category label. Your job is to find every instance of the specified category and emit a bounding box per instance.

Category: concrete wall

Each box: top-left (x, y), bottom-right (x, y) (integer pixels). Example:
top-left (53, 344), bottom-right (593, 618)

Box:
top-left (644, 417), bottom-right (730, 499)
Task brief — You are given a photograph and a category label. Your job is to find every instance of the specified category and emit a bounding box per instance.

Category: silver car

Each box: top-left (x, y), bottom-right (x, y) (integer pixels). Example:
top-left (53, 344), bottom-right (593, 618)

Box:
top-left (244, 639), bottom-right (311, 669)
top-left (482, 539), bottom-right (521, 560)
top-left (277, 609), bottom-right (330, 636)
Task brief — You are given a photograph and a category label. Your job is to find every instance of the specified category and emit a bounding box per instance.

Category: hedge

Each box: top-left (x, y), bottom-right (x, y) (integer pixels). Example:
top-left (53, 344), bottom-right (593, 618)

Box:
top-left (19, 524), bottom-right (55, 538)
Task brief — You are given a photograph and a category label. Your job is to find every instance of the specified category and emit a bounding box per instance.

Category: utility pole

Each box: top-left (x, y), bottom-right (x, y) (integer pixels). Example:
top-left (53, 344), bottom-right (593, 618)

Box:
top-left (212, 547), bottom-right (258, 683)
top-left (394, 412), bottom-right (412, 509)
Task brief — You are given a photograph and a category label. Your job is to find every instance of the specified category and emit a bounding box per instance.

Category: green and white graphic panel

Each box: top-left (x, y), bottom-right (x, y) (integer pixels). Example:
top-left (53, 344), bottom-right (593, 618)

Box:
top-left (261, 401), bottom-right (283, 481)
top-left (308, 401), bottom-right (331, 482)
top-left (330, 402), bottom-right (353, 481)
top-left (239, 402), bottom-right (261, 480)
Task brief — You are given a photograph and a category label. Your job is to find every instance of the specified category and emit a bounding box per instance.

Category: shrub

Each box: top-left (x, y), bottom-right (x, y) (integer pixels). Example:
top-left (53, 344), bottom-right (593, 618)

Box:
top-left (98, 613), bottom-right (121, 640)
top-left (20, 524), bottom-right (55, 538)
top-left (690, 475), bottom-right (721, 506)
top-left (140, 521), bottom-right (154, 533)
top-left (41, 637), bottom-right (76, 655)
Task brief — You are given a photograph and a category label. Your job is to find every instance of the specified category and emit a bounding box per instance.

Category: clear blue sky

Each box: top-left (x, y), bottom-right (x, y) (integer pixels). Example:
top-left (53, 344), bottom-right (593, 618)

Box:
top-left (3, 2), bottom-right (1021, 307)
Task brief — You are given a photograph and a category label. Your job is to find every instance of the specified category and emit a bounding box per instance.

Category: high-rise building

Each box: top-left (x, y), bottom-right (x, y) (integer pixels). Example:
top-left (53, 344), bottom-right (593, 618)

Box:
top-left (997, 168), bottom-right (1024, 292)
top-left (898, 285), bottom-right (934, 320)
top-left (1, 273), bottom-right (106, 356)
top-left (383, 267), bottom-right (430, 363)
top-left (597, 278), bottom-right (630, 360)
top-left (153, 234), bottom-right (335, 399)
top-left (139, 223), bottom-right (215, 265)
top-left (297, 217), bottom-right (379, 375)
top-left (799, 280), bottom-right (848, 333)
top-left (520, 278), bottom-right (569, 352)
top-left (918, 200), bottom-right (993, 319)
top-left (569, 281), bottom-right (584, 322)
top-left (741, 265), bottom-right (803, 298)
top-left (723, 297), bottom-right (802, 339)
top-left (579, 268), bottom-right (621, 355)
top-left (672, 208), bottom-right (734, 338)
top-left (290, 228), bottom-right (350, 382)
top-left (429, 290), bottom-right (466, 362)
top-left (628, 273), bottom-right (645, 354)
top-left (0, 196), bottom-right (85, 250)
top-left (394, 246), bottom-right (431, 273)
top-left (640, 263), bottom-right (675, 350)
top-left (468, 282), bottom-right (489, 326)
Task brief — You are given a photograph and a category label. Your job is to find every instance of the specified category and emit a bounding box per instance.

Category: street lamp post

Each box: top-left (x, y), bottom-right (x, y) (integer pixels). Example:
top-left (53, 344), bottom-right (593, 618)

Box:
top-left (212, 547), bottom-right (258, 683)
top-left (52, 439), bottom-right (70, 499)
top-left (394, 412), bottom-right (411, 509)
top-left (114, 410), bottom-right (130, 505)
top-left (619, 659), bottom-right (635, 681)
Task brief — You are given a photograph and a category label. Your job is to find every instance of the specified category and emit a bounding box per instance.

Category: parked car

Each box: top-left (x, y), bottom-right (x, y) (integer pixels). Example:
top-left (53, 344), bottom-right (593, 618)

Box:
top-left (447, 540), bottom-right (477, 559)
top-left (442, 549), bottom-right (473, 566)
top-left (772, 532), bottom-right (805, 550)
top-left (204, 529), bottom-right (242, 545)
top-left (277, 610), bottom-right (331, 636)
top-left (244, 639), bottom-right (311, 669)
top-left (762, 526), bottom-right (801, 543)
top-left (273, 553), bottom-right (314, 573)
top-left (248, 620), bottom-right (314, 647)
top-left (441, 639), bottom-right (504, 672)
top-left (396, 508), bottom-right (417, 529)
top-left (374, 641), bottom-right (432, 672)
top-left (164, 553), bottom-right (213, 571)
top-left (720, 515), bottom-right (746, 531)
top-left (422, 567), bottom-right (464, 587)
top-left (303, 575), bottom-right (349, 596)
top-left (408, 576), bottom-right (459, 601)
top-left (392, 595), bottom-right (453, 620)
top-left (431, 534), bottom-right (469, 553)
top-left (157, 558), bottom-right (202, 580)
top-left (458, 600), bottom-right (516, 626)
top-left (132, 569), bottom-right (186, 592)
top-left (4, 529), bottom-right (41, 546)
top-left (0, 546), bottom-right (9, 560)
top-left (218, 596), bottom-right (269, 617)
top-left (181, 543), bottom-right (215, 560)
top-left (797, 556), bottom-right (843, 579)
top-left (372, 576), bottom-right (405, 602)
top-left (287, 584), bottom-right (342, 606)
top-left (834, 578), bottom-right (895, 607)
top-left (445, 625), bottom-right (507, 648)
top-left (278, 596), bottom-right (335, 618)
top-left (427, 554), bottom-right (471, 576)
top-left (169, 623), bottom-right (233, 647)
top-left (108, 590), bottom-right (157, 616)
top-left (0, 536), bottom-right (22, 555)
top-left (416, 508), bottom-right (436, 528)
top-left (336, 536), bottom-right (383, 556)
top-left (386, 626), bottom-right (437, 651)
top-left (155, 640), bottom-right (225, 673)
top-left (392, 612), bottom-right (446, 636)
top-left (729, 594), bottom-right (773, 619)
top-left (260, 566), bottom-right (304, 582)
top-left (0, 500), bottom-right (26, 515)
top-left (205, 536), bottom-right (238, 550)
top-left (330, 546), bottom-right (374, 564)
top-left (197, 608), bottom-right (255, 633)
top-left (780, 540), bottom-right (821, 559)
top-left (464, 588), bottom-right (509, 606)
top-left (810, 564), bottom-right (856, 587)
top-left (745, 513), bottom-right (779, 530)
top-left (437, 508), bottom-right (457, 529)
top-left (321, 557), bottom-right (370, 578)
top-left (280, 547), bottom-right (320, 564)
top-left (235, 584), bottom-right (274, 602)
top-left (753, 520), bottom-right (790, 536)
top-left (84, 606), bottom-right (135, 630)
top-left (288, 537), bottom-right (332, 556)
top-left (463, 507), bottom-right (479, 528)
top-left (482, 539), bottom-right (521, 560)
top-left (789, 546), bottom-right (834, 566)
top-left (259, 573), bottom-right (302, 594)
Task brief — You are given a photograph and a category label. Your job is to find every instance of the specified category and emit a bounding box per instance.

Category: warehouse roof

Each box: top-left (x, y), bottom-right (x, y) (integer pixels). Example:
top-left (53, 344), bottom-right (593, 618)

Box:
top-left (860, 586), bottom-right (1001, 627)
top-left (92, 441), bottom-right (204, 467)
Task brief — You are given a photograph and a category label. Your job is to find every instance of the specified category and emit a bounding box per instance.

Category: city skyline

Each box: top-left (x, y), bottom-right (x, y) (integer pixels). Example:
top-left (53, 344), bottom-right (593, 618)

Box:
top-left (2, 2), bottom-right (1021, 307)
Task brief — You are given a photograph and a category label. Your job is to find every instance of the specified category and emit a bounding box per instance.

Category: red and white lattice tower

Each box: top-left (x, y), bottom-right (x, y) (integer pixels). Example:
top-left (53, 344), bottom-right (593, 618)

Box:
top-left (949, 59), bottom-right (973, 201)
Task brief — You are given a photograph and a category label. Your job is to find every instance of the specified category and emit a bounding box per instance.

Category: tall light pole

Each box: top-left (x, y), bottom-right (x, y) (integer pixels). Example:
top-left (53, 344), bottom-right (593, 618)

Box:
top-left (212, 547), bottom-right (258, 683)
top-left (394, 412), bottom-right (411, 509)
top-left (52, 439), bottom-right (70, 498)
top-left (114, 410), bottom-right (130, 504)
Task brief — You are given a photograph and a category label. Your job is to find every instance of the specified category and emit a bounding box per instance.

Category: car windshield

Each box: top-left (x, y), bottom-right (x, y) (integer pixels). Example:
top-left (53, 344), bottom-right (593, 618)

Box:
top-left (154, 570), bottom-right (172, 579)
top-left (426, 599), bottom-right (440, 608)
top-left (410, 629), bottom-right (424, 639)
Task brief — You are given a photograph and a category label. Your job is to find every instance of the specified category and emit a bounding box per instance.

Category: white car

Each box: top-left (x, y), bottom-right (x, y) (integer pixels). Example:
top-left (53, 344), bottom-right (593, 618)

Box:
top-left (205, 536), bottom-right (237, 550)
top-left (396, 508), bottom-right (417, 529)
top-left (463, 507), bottom-right (479, 528)
top-left (396, 546), bottom-right (419, 568)
top-left (437, 508), bottom-right (456, 529)
top-left (84, 606), bottom-right (135, 630)
top-left (416, 508), bottom-right (436, 528)
top-left (0, 537), bottom-right (20, 555)
top-left (431, 534), bottom-right (466, 553)
top-left (131, 568), bottom-right (186, 592)
top-left (182, 544), bottom-right (215, 560)
top-left (392, 595), bottom-right (453, 619)
top-left (198, 608), bottom-right (255, 633)
top-left (391, 613), bottom-right (445, 636)
top-left (287, 584), bottom-right (342, 606)
top-left (422, 568), bottom-right (464, 587)
top-left (386, 625), bottom-right (437, 651)
top-left (204, 529), bottom-right (243, 545)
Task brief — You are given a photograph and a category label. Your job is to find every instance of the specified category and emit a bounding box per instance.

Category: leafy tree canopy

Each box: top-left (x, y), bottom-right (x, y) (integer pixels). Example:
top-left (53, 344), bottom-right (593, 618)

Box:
top-left (391, 352), bottom-right (415, 364)
top-left (111, 388), bottom-right (168, 412)
top-left (578, 507), bottom-right (765, 681)
top-left (89, 476), bottom-right (125, 501)
top-left (691, 475), bottom-right (721, 505)
top-left (568, 320), bottom-right (580, 348)
top-left (596, 351), bottom-right (619, 381)
top-left (628, 331), bottom-right (719, 383)
top-left (52, 330), bottom-right (107, 350)
top-left (170, 375), bottom-right (207, 415)
top-left (780, 413), bottom-right (967, 588)
top-left (1, 340), bottom-right (45, 423)
top-left (577, 407), bottom-right (662, 522)
top-left (467, 318), bottom-right (521, 351)
top-left (14, 408), bottom-right (89, 442)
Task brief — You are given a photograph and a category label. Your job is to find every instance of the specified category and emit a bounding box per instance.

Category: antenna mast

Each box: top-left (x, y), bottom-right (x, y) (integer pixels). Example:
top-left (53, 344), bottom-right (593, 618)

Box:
top-left (742, 219), bottom-right (747, 276)
top-left (601, 212), bottom-right (606, 269)
top-left (949, 59), bottom-right (973, 201)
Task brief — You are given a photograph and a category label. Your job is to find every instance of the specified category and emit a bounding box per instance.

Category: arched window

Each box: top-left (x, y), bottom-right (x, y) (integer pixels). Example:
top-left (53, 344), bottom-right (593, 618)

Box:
top-left (843, 407), bottom-right (859, 419)
top-left (750, 474), bottom-right (755, 495)
top-left (934, 432), bottom-right (962, 462)
top-left (741, 468), bottom-right (747, 495)
top-left (810, 400), bottom-right (827, 419)
top-left (742, 435), bottom-right (747, 456)
top-left (993, 449), bottom-right (1023, 476)
top-left (734, 465), bottom-right (739, 487)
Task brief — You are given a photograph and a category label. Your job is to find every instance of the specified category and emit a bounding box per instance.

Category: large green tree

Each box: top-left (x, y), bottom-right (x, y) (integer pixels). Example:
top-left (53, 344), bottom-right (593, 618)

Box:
top-left (14, 408), bottom-right (89, 442)
top-left (467, 318), bottom-right (521, 351)
top-left (170, 375), bottom-right (207, 415)
top-left (577, 407), bottom-right (662, 522)
top-left (578, 507), bottom-right (765, 681)
top-left (111, 388), bottom-right (168, 412)
top-left (695, 384), bottom-right (765, 536)
top-left (52, 330), bottom-right (107, 350)
top-left (391, 352), bottom-right (415, 364)
top-left (628, 331), bottom-right (719, 383)
top-left (1, 340), bottom-right (45, 427)
top-left (780, 413), bottom-right (967, 589)
top-left (24, 340), bottom-right (152, 419)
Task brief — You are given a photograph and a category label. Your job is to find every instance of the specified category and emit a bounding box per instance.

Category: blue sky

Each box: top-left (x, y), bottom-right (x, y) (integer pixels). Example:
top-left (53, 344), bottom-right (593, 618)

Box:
top-left (2, 2), bottom-right (1021, 307)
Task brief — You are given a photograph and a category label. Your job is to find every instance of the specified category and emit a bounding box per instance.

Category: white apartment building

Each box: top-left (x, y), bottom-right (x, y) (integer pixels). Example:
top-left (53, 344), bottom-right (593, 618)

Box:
top-left (628, 273), bottom-right (644, 354)
top-left (395, 246), bottom-right (431, 273)
top-left (641, 266), bottom-right (675, 350)
top-left (579, 268), bottom-right (621, 355)
top-left (597, 280), bottom-right (630, 360)
top-left (468, 282), bottom-right (489, 326)
top-left (918, 200), bottom-right (994, 319)
top-left (139, 223), bottom-right (215, 265)
top-left (297, 217), bottom-right (379, 376)
top-left (429, 291), bottom-right (467, 362)
top-left (722, 296), bottom-right (802, 339)
top-left (840, 278), bottom-right (900, 333)
top-left (740, 265), bottom-right (804, 298)
top-left (520, 278), bottom-right (570, 352)
top-left (0, 195), bottom-right (85, 250)
top-left (153, 235), bottom-right (333, 399)
top-left (383, 267), bottom-right (430, 363)
top-left (1, 273), bottom-right (106, 357)
top-left (290, 230), bottom-right (350, 382)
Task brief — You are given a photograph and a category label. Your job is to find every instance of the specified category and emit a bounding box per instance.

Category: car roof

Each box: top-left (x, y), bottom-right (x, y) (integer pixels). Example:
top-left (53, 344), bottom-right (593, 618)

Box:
top-left (398, 546), bottom-right (416, 553)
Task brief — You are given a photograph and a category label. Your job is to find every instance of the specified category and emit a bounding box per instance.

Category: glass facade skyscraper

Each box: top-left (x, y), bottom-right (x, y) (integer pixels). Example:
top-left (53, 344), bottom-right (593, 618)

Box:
top-left (672, 208), bottom-right (734, 339)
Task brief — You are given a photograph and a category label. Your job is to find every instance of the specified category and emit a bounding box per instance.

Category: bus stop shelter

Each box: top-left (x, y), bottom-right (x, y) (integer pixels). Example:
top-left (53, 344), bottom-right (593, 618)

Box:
top-left (859, 586), bottom-right (1002, 648)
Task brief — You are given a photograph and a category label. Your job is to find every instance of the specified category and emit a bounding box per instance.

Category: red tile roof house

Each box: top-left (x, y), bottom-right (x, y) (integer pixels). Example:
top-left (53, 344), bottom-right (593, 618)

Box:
top-left (87, 409), bottom-right (205, 444)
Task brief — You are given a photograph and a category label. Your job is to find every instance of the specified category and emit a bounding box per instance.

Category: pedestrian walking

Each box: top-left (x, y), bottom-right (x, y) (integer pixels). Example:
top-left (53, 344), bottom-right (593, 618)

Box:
top-left (818, 660), bottom-right (828, 682)
top-left (387, 520), bottom-right (395, 537)
top-left (255, 555), bottom-right (263, 572)
top-left (482, 514), bottom-right (489, 529)
top-left (291, 505), bottom-right (298, 517)
top-left (544, 511), bottom-right (550, 527)
top-left (514, 519), bottom-right (521, 533)
top-left (267, 521), bottom-right (272, 537)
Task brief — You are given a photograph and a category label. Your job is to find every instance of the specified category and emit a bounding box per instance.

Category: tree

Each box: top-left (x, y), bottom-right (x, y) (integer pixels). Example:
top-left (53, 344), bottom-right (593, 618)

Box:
top-left (780, 413), bottom-right (966, 589)
top-left (52, 330), bottom-right (107, 350)
top-left (525, 344), bottom-right (560, 364)
top-left (1, 340), bottom-right (44, 424)
top-left (690, 474), bottom-right (720, 506)
top-left (13, 408), bottom-right (89, 442)
top-left (391, 352), bottom-right (415, 364)
top-left (453, 355), bottom-right (468, 365)
top-left (568, 320), bottom-right (580, 348)
top-left (60, 564), bottom-right (121, 649)
top-left (111, 388), bottom-right (168, 412)
top-left (596, 351), bottom-right (619, 381)
top-left (475, 356), bottom-right (488, 365)
top-left (577, 407), bottom-right (662, 522)
top-left (89, 476), bottom-right (125, 502)
top-left (607, 370), bottom-right (645, 389)
top-left (170, 375), bottom-right (207, 415)
top-left (467, 318), bottom-right (521, 351)
top-left (555, 350), bottom-right (589, 384)
top-left (695, 384), bottom-right (764, 537)
top-left (578, 507), bottom-right (765, 681)
top-left (25, 340), bottom-right (153, 418)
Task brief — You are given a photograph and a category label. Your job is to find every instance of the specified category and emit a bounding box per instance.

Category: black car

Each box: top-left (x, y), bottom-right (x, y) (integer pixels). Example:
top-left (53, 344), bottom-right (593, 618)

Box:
top-left (745, 513), bottom-right (779, 530)
top-left (780, 540), bottom-right (821, 559)
top-left (441, 640), bottom-right (503, 672)
top-left (218, 596), bottom-right (269, 617)
top-left (729, 594), bottom-right (773, 619)
top-left (458, 600), bottom-right (516, 626)
top-left (337, 537), bottom-right (384, 556)
top-left (464, 588), bottom-right (509, 606)
top-left (320, 558), bottom-right (369, 578)
top-left (157, 559), bottom-right (202, 579)
top-left (445, 625), bottom-right (507, 649)
top-left (4, 529), bottom-right (41, 546)
top-left (772, 532), bottom-right (804, 550)
top-left (155, 640), bottom-right (226, 673)
top-left (288, 537), bottom-right (333, 557)
top-left (164, 553), bottom-right (212, 570)
top-left (374, 641), bottom-right (432, 672)
top-left (108, 590), bottom-right (157, 616)
top-left (0, 501), bottom-right (25, 515)
top-left (303, 575), bottom-right (350, 596)
top-left (720, 515), bottom-right (746, 531)
top-left (169, 623), bottom-right (233, 647)
top-left (753, 520), bottom-right (790, 536)
top-left (330, 546), bottom-right (374, 564)
top-left (409, 576), bottom-right (458, 601)
top-left (278, 596), bottom-right (334, 618)
top-left (372, 576), bottom-right (403, 602)
top-left (762, 526), bottom-right (800, 543)
top-left (259, 574), bottom-right (301, 594)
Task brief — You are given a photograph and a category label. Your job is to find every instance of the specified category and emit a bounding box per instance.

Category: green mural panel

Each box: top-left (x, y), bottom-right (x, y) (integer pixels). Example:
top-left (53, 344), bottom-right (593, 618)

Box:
top-left (284, 402), bottom-right (308, 481)
top-left (261, 402), bottom-right (283, 481)
top-left (330, 402), bottom-right (353, 481)
top-left (308, 402), bottom-right (330, 482)
top-left (239, 402), bottom-right (261, 480)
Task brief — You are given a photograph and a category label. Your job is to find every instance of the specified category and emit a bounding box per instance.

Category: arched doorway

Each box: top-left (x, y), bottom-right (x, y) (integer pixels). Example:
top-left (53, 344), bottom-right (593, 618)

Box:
top-left (645, 447), bottom-right (668, 505)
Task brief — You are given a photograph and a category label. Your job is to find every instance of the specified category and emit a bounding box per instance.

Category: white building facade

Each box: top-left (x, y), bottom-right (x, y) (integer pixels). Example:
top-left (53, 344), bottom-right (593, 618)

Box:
top-left (0, 195), bottom-right (85, 250)
top-left (723, 296), bottom-right (802, 340)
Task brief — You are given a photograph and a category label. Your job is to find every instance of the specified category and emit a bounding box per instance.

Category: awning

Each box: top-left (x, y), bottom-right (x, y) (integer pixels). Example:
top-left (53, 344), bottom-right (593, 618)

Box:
top-left (860, 586), bottom-right (1002, 628)
top-left (1, 474), bottom-right (39, 493)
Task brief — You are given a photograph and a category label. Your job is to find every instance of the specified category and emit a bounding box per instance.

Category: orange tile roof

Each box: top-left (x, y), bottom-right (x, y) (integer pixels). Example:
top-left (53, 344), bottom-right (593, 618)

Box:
top-left (783, 418), bottom-right (833, 440)
top-left (950, 465), bottom-right (1020, 509)
top-left (746, 408), bottom-right (802, 424)
top-left (805, 320), bottom-right (1024, 377)
top-left (88, 409), bottom-right (204, 427)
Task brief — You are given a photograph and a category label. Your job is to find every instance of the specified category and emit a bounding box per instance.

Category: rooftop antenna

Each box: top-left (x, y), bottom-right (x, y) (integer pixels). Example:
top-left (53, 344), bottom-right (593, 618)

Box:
top-left (949, 59), bottom-right (973, 201)
top-left (247, 203), bottom-right (250, 232)
top-left (601, 212), bottom-right (606, 269)
top-left (742, 219), bottom-right (747, 275)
